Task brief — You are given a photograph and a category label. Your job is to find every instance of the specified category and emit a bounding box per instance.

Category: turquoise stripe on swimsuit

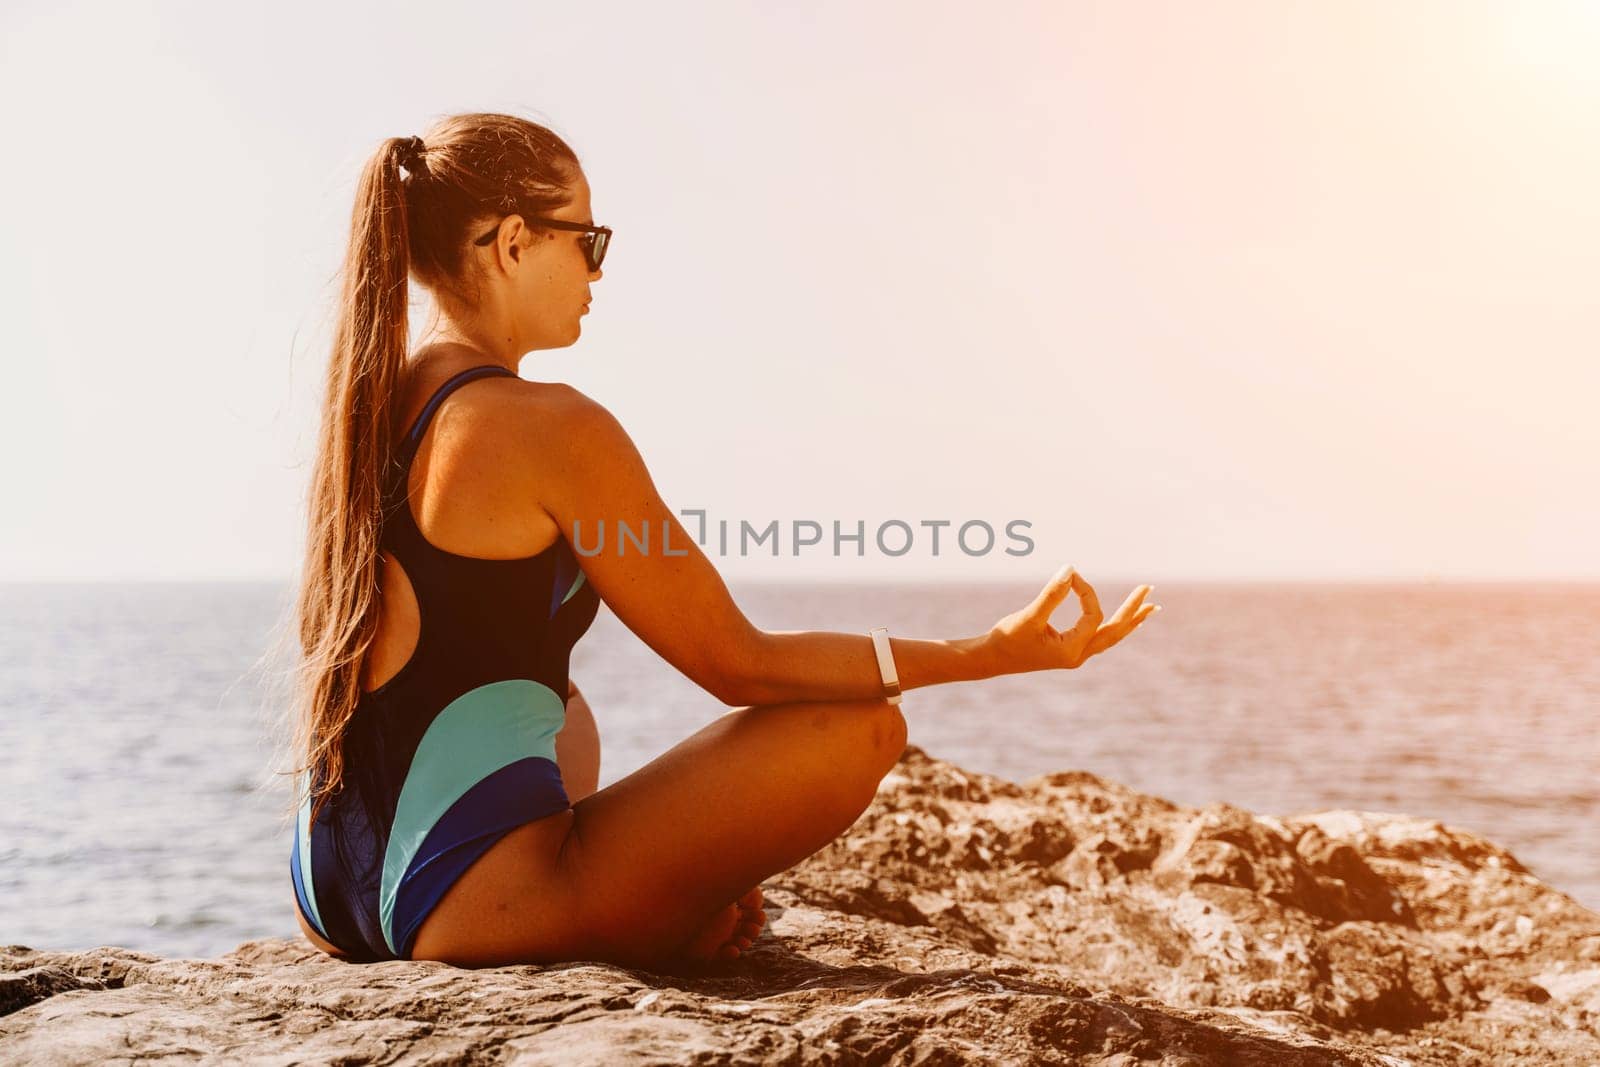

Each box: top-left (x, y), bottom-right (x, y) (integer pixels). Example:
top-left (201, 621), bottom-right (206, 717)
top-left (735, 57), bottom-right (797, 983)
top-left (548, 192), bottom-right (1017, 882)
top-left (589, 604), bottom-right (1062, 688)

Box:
top-left (378, 679), bottom-right (568, 957)
top-left (292, 775), bottom-right (327, 939)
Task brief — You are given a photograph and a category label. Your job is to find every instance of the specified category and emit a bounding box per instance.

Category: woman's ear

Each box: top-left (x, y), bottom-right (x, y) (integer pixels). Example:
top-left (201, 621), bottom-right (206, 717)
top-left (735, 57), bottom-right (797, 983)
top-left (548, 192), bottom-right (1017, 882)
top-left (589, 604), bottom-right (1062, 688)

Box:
top-left (494, 216), bottom-right (528, 267)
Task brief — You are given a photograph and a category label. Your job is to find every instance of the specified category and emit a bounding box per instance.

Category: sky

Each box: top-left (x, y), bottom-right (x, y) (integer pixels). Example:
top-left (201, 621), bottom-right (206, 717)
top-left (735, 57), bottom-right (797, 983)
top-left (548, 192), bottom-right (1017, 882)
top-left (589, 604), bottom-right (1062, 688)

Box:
top-left (1, 0), bottom-right (1596, 583)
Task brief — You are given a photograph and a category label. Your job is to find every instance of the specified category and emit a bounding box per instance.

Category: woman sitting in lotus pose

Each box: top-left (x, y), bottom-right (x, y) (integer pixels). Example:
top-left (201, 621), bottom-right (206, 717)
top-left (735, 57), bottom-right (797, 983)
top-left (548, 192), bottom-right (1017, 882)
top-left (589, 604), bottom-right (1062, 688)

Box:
top-left (287, 111), bottom-right (1160, 968)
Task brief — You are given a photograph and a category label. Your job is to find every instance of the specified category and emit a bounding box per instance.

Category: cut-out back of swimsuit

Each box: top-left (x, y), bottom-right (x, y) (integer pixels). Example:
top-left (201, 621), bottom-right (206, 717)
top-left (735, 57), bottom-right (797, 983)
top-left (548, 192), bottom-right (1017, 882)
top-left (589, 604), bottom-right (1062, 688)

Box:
top-left (290, 364), bottom-right (600, 961)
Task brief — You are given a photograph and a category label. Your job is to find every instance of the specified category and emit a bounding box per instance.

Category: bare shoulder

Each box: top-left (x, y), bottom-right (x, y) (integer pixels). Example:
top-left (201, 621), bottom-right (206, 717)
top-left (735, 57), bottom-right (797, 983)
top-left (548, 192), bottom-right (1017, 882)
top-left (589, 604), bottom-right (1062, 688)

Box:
top-left (491, 380), bottom-right (631, 458)
top-left (438, 376), bottom-right (585, 442)
top-left (491, 383), bottom-right (657, 523)
top-left (438, 379), bottom-right (636, 504)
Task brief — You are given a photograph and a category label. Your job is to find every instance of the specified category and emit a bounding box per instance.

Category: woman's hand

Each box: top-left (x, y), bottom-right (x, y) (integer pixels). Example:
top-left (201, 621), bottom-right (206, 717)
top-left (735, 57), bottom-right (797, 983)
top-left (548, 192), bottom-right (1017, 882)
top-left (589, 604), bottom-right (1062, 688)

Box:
top-left (983, 565), bottom-right (1159, 675)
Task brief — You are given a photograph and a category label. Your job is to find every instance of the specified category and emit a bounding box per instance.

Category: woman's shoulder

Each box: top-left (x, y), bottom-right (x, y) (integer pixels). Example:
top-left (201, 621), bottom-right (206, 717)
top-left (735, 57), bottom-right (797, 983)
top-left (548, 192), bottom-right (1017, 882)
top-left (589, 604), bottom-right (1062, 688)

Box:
top-left (421, 371), bottom-right (627, 479)
top-left (465, 374), bottom-right (621, 441)
top-left (466, 375), bottom-right (605, 437)
top-left (401, 352), bottom-right (578, 426)
top-left (402, 349), bottom-right (630, 461)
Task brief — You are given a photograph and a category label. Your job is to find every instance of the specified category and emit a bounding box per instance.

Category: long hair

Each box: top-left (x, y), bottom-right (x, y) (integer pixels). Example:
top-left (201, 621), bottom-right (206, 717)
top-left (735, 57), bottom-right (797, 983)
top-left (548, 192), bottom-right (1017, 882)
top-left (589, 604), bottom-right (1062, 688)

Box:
top-left (287, 113), bottom-right (581, 829)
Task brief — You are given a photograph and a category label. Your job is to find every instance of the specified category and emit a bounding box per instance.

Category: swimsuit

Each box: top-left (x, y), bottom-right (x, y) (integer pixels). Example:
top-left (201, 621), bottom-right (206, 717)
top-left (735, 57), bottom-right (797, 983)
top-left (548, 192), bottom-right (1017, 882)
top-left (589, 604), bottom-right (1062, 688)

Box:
top-left (289, 364), bottom-right (600, 961)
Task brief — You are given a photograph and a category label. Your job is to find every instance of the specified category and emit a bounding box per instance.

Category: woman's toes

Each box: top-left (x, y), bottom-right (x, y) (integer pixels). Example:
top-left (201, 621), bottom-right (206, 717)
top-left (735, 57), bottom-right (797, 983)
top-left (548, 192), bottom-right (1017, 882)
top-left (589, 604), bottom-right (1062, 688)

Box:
top-left (681, 902), bottom-right (741, 962)
top-left (681, 887), bottom-right (767, 964)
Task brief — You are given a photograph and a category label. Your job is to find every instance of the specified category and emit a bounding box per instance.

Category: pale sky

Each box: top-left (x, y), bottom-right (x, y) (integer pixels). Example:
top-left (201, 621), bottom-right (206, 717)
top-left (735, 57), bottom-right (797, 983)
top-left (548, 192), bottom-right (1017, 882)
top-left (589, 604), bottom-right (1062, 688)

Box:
top-left (2, 0), bottom-right (1595, 582)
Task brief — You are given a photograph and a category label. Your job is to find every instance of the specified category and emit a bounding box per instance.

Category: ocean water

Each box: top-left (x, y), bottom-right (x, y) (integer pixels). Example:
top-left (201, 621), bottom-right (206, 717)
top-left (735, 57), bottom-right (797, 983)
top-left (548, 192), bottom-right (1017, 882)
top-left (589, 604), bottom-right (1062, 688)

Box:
top-left (1, 580), bottom-right (1595, 959)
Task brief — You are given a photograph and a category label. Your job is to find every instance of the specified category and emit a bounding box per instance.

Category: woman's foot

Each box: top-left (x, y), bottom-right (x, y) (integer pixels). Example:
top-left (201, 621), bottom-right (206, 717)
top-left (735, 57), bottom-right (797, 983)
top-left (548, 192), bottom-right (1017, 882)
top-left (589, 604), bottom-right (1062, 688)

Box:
top-left (680, 885), bottom-right (766, 962)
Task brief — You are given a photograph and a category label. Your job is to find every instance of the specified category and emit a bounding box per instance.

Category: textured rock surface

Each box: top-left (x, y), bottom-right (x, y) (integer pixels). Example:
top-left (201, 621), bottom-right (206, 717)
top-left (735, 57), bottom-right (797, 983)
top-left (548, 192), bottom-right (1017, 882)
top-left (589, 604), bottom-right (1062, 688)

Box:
top-left (4, 744), bottom-right (1596, 1065)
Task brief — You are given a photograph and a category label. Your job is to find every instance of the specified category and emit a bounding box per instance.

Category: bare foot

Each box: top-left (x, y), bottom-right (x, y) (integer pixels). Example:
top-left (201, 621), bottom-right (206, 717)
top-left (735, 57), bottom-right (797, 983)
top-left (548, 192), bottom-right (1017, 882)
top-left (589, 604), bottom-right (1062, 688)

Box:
top-left (729, 885), bottom-right (766, 954)
top-left (680, 885), bottom-right (767, 962)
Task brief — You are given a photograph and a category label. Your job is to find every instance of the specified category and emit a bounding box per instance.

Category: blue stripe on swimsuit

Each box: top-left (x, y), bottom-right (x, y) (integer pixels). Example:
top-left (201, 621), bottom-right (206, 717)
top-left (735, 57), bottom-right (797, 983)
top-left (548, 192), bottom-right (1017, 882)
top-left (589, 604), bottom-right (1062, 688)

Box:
top-left (289, 365), bottom-right (600, 961)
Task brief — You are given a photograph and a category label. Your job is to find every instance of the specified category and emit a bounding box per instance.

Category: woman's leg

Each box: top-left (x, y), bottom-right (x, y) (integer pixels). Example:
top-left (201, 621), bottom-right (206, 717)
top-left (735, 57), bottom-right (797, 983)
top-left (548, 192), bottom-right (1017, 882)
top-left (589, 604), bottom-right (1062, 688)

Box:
top-left (555, 683), bottom-right (601, 803)
top-left (409, 697), bottom-right (907, 968)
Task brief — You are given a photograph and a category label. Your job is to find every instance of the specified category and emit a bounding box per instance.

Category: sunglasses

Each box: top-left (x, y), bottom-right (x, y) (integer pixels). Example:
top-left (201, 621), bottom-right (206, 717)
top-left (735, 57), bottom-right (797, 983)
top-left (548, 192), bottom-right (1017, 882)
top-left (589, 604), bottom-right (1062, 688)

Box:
top-left (472, 214), bottom-right (612, 272)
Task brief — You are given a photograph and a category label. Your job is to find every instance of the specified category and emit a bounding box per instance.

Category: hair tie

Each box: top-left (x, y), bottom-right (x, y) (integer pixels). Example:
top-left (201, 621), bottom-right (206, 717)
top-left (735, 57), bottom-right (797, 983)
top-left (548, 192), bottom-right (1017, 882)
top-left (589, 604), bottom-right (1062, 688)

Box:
top-left (396, 135), bottom-right (427, 175)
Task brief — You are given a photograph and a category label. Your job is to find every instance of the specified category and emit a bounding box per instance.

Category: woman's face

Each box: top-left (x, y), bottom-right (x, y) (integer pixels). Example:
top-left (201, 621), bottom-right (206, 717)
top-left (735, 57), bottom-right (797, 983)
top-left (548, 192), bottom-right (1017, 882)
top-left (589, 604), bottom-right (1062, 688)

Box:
top-left (494, 171), bottom-right (603, 351)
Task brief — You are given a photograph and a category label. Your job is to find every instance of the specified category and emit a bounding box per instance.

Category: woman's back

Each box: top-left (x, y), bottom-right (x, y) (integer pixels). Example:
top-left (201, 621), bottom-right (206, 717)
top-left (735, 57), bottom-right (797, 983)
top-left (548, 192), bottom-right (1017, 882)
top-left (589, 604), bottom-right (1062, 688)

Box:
top-left (362, 352), bottom-right (578, 693)
top-left (291, 356), bottom-right (601, 962)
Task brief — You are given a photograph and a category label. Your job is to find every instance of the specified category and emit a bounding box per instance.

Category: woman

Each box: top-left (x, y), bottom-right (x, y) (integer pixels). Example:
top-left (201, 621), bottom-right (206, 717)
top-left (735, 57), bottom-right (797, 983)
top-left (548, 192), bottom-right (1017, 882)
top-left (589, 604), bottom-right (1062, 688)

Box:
top-left (288, 111), bottom-right (1160, 969)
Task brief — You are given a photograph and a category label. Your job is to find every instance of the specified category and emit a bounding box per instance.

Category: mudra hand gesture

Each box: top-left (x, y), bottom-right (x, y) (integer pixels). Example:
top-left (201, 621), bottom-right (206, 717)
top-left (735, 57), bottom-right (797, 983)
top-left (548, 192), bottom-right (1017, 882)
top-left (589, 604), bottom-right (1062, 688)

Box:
top-left (987, 566), bottom-right (1160, 673)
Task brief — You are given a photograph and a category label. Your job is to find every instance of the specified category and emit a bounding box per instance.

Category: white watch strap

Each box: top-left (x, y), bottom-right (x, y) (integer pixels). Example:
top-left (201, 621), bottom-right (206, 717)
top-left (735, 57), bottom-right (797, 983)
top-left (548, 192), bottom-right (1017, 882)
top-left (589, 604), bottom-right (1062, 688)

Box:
top-left (868, 627), bottom-right (902, 706)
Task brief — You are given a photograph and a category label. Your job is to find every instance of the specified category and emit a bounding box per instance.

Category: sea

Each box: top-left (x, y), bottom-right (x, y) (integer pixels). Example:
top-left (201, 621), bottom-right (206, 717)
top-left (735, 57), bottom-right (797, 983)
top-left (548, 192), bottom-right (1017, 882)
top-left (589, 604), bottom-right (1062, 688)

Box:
top-left (1, 580), bottom-right (1595, 959)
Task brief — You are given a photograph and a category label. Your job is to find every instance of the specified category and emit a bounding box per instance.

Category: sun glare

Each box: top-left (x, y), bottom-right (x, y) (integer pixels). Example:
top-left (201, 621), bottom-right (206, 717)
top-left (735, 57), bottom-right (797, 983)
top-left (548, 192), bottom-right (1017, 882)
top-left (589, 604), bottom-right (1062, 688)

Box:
top-left (1488, 1), bottom-right (1600, 90)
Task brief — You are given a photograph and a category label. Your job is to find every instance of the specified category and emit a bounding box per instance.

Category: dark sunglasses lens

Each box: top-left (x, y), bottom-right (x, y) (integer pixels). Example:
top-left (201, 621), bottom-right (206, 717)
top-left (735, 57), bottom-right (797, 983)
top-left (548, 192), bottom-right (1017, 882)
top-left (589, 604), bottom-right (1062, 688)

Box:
top-left (589, 232), bottom-right (608, 270)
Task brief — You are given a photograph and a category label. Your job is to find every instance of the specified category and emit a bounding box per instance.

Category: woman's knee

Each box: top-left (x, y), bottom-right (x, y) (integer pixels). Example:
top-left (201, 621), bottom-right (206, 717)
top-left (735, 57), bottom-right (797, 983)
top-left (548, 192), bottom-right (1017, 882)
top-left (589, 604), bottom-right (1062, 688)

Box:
top-left (866, 699), bottom-right (908, 769)
top-left (797, 697), bottom-right (907, 795)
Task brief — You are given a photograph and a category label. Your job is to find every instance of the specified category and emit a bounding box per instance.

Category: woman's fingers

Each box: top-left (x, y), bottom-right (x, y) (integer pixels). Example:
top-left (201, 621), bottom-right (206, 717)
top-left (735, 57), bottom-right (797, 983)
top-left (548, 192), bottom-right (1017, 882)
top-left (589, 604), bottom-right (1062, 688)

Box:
top-left (1085, 600), bottom-right (1159, 657)
top-left (1027, 564), bottom-right (1078, 622)
top-left (1069, 572), bottom-right (1102, 625)
top-left (1009, 566), bottom-right (1159, 671)
top-left (1025, 566), bottom-right (1109, 628)
top-left (1108, 585), bottom-right (1152, 627)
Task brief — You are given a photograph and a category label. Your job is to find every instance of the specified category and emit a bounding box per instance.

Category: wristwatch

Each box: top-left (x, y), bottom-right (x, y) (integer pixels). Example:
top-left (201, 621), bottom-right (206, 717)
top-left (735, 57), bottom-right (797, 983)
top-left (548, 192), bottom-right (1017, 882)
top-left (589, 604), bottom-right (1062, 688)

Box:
top-left (868, 627), bottom-right (902, 706)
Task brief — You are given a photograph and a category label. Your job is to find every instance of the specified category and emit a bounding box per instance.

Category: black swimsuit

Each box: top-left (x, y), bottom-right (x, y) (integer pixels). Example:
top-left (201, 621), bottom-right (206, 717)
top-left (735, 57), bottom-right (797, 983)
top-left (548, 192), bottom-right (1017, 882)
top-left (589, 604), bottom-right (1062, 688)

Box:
top-left (290, 365), bottom-right (600, 961)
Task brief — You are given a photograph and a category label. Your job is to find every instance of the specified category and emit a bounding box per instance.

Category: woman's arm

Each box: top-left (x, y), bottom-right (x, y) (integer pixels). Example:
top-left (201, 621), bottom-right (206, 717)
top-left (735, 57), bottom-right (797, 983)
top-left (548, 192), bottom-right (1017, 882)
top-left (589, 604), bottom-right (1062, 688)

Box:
top-left (520, 388), bottom-right (1158, 708)
top-left (721, 629), bottom-right (994, 708)
top-left (720, 563), bottom-right (1155, 706)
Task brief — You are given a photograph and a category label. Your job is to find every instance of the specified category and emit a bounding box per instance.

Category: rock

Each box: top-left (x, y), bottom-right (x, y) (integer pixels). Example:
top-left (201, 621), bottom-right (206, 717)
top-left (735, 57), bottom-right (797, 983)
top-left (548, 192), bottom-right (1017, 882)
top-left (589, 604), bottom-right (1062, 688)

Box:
top-left (3, 744), bottom-right (1596, 1065)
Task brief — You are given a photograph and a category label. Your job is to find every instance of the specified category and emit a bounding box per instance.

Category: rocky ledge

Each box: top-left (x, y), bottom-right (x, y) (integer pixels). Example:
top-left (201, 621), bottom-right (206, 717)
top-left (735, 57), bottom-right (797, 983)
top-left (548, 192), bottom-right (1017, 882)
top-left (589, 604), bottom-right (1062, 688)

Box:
top-left (3, 745), bottom-right (1597, 1065)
